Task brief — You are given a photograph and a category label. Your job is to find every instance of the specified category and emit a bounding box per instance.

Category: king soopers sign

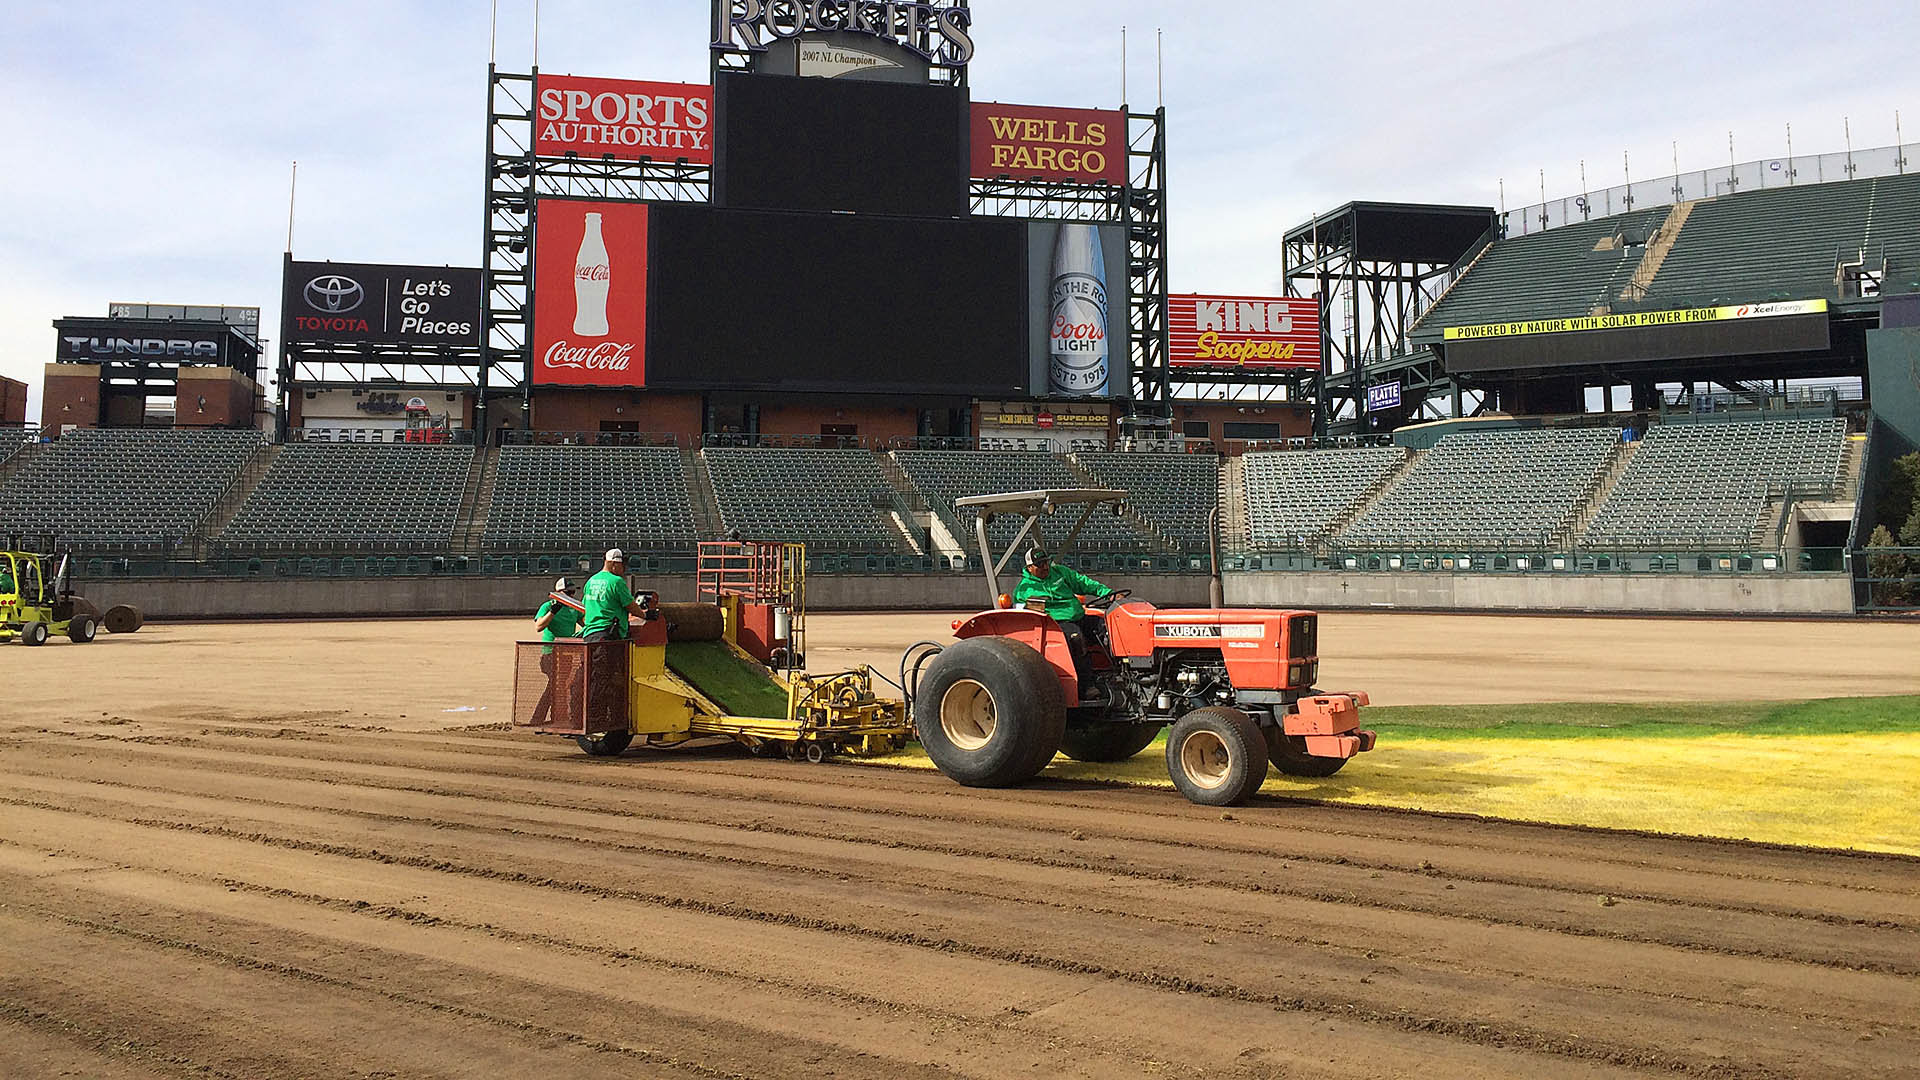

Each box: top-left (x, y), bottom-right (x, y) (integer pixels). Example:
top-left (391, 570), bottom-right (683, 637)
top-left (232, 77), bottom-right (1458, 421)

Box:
top-left (713, 1), bottom-right (975, 65)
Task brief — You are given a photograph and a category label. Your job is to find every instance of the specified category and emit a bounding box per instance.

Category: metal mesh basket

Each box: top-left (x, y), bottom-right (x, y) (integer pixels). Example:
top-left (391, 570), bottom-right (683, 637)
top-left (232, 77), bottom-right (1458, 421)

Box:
top-left (513, 640), bottom-right (625, 735)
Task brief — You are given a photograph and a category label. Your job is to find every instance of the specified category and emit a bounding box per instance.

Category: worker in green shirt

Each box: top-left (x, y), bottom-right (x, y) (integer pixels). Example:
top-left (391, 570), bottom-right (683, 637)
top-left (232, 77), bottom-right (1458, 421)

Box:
top-left (1013, 547), bottom-right (1113, 680)
top-left (580, 549), bottom-right (658, 734)
top-left (535, 576), bottom-right (583, 651)
top-left (581, 548), bottom-right (654, 642)
top-left (529, 577), bottom-right (580, 727)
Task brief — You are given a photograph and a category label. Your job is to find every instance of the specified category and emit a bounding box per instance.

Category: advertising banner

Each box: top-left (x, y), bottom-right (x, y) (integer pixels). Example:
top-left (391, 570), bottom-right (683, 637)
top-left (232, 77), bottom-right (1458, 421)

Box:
top-left (1442, 298), bottom-right (1829, 341)
top-left (533, 199), bottom-right (649, 387)
top-left (1365, 382), bottom-right (1403, 412)
top-left (1168, 294), bottom-right (1322, 370)
top-left (283, 261), bottom-right (481, 347)
top-left (1028, 221), bottom-right (1129, 397)
top-left (56, 318), bottom-right (235, 363)
top-left (972, 103), bottom-right (1126, 185)
top-left (534, 75), bottom-right (714, 164)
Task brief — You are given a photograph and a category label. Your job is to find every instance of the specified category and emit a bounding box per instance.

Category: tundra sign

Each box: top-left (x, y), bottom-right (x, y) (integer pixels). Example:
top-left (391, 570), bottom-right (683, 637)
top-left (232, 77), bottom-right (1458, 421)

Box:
top-left (283, 261), bottom-right (482, 347)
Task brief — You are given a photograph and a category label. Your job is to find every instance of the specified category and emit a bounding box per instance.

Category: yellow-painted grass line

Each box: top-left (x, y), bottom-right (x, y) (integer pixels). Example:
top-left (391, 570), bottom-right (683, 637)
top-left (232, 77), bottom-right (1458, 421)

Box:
top-left (869, 733), bottom-right (1920, 856)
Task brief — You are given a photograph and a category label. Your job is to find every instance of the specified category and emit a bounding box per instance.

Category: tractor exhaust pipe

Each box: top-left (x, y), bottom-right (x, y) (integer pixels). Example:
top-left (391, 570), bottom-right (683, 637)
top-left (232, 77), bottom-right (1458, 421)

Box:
top-left (1207, 505), bottom-right (1223, 609)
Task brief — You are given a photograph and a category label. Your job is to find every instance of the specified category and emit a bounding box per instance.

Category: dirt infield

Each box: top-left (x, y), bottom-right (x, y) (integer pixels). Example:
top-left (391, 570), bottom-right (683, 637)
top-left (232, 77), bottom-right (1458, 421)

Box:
top-left (3, 614), bottom-right (1919, 1077)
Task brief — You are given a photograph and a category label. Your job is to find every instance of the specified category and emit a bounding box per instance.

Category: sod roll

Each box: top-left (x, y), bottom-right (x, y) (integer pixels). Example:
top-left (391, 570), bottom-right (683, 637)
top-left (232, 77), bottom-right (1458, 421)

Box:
top-left (659, 602), bottom-right (725, 643)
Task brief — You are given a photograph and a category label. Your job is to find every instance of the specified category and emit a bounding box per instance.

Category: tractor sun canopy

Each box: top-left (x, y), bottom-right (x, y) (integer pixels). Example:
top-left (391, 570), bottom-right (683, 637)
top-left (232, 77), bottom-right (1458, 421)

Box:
top-left (952, 489), bottom-right (1129, 603)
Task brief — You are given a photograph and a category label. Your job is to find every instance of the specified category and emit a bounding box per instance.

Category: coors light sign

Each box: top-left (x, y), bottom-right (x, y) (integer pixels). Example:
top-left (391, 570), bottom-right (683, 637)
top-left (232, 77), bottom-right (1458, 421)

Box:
top-left (1048, 224), bottom-right (1108, 396)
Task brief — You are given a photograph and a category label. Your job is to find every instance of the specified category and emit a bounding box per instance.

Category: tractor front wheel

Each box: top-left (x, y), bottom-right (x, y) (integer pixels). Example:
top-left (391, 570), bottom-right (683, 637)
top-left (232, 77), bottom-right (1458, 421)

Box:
top-left (1166, 707), bottom-right (1269, 806)
top-left (67, 615), bottom-right (98, 644)
top-left (576, 731), bottom-right (633, 757)
top-left (1060, 721), bottom-right (1162, 763)
top-left (915, 636), bottom-right (1065, 788)
top-left (1266, 730), bottom-right (1349, 777)
top-left (19, 621), bottom-right (49, 647)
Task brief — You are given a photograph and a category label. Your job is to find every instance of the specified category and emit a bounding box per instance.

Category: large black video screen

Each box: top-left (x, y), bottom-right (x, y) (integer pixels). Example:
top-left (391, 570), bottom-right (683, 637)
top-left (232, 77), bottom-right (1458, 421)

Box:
top-left (715, 72), bottom-right (968, 217)
top-left (647, 204), bottom-right (1027, 395)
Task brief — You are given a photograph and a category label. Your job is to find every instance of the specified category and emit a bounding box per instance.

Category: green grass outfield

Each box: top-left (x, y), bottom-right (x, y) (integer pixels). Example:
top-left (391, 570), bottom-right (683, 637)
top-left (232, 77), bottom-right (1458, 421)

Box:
top-left (871, 695), bottom-right (1920, 855)
top-left (1366, 695), bottom-right (1920, 740)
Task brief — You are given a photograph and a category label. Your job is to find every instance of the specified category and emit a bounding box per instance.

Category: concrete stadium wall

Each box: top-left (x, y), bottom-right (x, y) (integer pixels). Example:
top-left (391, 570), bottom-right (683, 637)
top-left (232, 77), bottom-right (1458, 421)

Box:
top-left (91, 570), bottom-right (1850, 621)
top-left (85, 571), bottom-right (1216, 621)
top-left (1223, 571), bottom-right (1855, 615)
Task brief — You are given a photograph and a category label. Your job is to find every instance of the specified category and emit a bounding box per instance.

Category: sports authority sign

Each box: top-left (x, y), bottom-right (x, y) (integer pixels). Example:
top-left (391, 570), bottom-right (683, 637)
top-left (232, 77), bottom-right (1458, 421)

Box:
top-left (533, 199), bottom-right (648, 387)
top-left (282, 261), bottom-right (481, 347)
top-left (1168, 295), bottom-right (1322, 369)
top-left (534, 76), bottom-right (714, 163)
top-left (971, 103), bottom-right (1125, 185)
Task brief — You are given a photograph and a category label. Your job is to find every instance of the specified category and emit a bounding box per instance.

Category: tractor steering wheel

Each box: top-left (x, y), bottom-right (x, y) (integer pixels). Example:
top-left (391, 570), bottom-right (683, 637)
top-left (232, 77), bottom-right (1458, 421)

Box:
top-left (1088, 589), bottom-right (1132, 610)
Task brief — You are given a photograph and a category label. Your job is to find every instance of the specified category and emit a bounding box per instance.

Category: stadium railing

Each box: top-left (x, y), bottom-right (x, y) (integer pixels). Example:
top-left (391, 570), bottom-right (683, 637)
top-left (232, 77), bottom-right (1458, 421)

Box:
top-left (1498, 139), bottom-right (1920, 237)
top-left (1857, 545), bottom-right (1920, 613)
top-left (293, 426), bottom-right (479, 446)
top-left (500, 430), bottom-right (683, 448)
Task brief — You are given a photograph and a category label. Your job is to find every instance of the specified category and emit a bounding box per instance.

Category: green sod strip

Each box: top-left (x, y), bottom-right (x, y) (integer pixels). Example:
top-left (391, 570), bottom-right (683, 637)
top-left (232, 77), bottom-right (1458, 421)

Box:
top-left (1050, 695), bottom-right (1920, 751)
top-left (1365, 695), bottom-right (1920, 741)
top-left (665, 641), bottom-right (791, 719)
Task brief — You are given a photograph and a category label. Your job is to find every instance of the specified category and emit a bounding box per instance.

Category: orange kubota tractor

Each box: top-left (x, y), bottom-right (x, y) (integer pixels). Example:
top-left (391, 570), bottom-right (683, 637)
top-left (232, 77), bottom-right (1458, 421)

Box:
top-left (907, 490), bottom-right (1374, 806)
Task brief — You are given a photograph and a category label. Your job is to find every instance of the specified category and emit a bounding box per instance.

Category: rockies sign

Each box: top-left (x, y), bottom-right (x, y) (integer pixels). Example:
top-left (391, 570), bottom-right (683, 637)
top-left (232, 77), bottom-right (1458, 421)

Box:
top-left (283, 260), bottom-right (483, 348)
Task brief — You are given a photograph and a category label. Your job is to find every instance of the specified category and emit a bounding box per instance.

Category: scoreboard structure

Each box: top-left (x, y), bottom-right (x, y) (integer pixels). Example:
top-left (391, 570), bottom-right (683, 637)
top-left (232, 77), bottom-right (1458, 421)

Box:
top-left (474, 0), bottom-right (1171, 434)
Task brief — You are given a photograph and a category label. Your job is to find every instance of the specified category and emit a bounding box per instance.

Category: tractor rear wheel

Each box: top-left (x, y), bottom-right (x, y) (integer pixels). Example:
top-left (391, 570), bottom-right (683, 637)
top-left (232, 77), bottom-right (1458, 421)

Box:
top-left (915, 636), bottom-right (1065, 788)
top-left (1060, 721), bottom-right (1162, 763)
top-left (576, 731), bottom-right (633, 757)
top-left (67, 615), bottom-right (97, 644)
top-left (20, 621), bottom-right (49, 647)
top-left (1265, 730), bottom-right (1348, 777)
top-left (1166, 707), bottom-right (1268, 806)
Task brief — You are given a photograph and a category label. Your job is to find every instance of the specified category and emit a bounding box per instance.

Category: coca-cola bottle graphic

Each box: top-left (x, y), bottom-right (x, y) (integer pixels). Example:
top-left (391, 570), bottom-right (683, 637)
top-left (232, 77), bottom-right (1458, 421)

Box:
top-left (1048, 224), bottom-right (1108, 396)
top-left (573, 212), bottom-right (611, 337)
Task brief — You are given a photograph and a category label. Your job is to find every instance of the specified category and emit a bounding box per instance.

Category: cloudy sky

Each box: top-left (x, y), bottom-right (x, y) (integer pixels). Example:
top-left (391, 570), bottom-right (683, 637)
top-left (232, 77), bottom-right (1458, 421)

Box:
top-left (4, 1), bottom-right (1916, 422)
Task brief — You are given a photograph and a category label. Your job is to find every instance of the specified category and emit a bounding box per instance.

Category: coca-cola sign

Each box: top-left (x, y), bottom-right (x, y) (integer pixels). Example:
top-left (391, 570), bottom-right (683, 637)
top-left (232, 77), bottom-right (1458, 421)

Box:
top-left (542, 341), bottom-right (635, 373)
top-left (971, 103), bottom-right (1125, 186)
top-left (713, 0), bottom-right (974, 67)
top-left (533, 199), bottom-right (649, 387)
top-left (535, 76), bottom-right (714, 164)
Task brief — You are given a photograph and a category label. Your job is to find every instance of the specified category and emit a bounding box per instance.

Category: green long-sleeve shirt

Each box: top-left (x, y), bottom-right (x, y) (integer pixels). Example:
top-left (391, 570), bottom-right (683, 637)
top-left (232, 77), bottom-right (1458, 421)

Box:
top-left (1013, 563), bottom-right (1108, 622)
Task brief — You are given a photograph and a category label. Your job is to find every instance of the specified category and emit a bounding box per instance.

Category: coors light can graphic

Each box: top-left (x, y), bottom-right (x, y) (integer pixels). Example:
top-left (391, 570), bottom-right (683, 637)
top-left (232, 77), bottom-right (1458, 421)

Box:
top-left (1048, 224), bottom-right (1109, 396)
top-left (573, 212), bottom-right (611, 336)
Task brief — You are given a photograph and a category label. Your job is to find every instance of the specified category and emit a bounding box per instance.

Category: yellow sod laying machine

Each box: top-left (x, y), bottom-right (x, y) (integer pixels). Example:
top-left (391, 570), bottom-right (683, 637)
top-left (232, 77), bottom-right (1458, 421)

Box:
top-left (511, 492), bottom-right (1373, 808)
top-left (512, 542), bottom-right (912, 760)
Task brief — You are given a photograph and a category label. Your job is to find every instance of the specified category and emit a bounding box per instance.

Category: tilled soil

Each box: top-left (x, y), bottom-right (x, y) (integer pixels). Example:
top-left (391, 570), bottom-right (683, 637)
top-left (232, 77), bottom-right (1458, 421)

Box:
top-left (3, 717), bottom-right (1917, 1079)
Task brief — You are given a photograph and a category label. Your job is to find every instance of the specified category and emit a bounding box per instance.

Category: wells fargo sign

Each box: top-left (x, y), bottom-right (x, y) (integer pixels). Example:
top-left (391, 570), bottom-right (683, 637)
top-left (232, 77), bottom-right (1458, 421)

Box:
top-left (1442, 299), bottom-right (1829, 341)
top-left (970, 103), bottom-right (1126, 185)
top-left (1168, 295), bottom-right (1322, 369)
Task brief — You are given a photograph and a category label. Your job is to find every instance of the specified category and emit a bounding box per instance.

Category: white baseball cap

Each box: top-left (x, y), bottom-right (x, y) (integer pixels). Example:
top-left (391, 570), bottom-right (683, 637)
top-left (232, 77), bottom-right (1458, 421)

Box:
top-left (604, 548), bottom-right (626, 563)
top-left (554, 577), bottom-right (573, 593)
